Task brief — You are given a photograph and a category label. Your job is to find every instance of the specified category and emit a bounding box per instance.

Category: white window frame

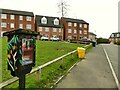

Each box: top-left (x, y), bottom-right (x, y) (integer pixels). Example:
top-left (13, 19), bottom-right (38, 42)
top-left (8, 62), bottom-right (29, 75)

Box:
top-left (84, 30), bottom-right (87, 34)
top-left (59, 28), bottom-right (62, 32)
top-left (54, 18), bottom-right (59, 25)
top-left (26, 24), bottom-right (31, 29)
top-left (79, 30), bottom-right (82, 34)
top-left (79, 24), bottom-right (82, 27)
top-left (68, 36), bottom-right (72, 39)
top-left (19, 24), bottom-right (23, 29)
top-left (117, 34), bottom-right (119, 37)
top-left (41, 17), bottom-right (47, 24)
top-left (68, 22), bottom-right (72, 26)
top-left (53, 28), bottom-right (57, 32)
top-left (10, 23), bottom-right (14, 28)
top-left (111, 34), bottom-right (114, 37)
top-left (68, 29), bottom-right (72, 33)
top-left (84, 24), bottom-right (87, 28)
top-left (1, 22), bottom-right (7, 28)
top-left (1, 14), bottom-right (7, 19)
top-left (74, 29), bottom-right (77, 34)
top-left (45, 27), bottom-right (49, 32)
top-left (26, 16), bottom-right (31, 21)
top-left (74, 23), bottom-right (77, 27)
top-left (10, 15), bottom-right (14, 20)
top-left (39, 27), bottom-right (42, 32)
top-left (19, 16), bottom-right (23, 20)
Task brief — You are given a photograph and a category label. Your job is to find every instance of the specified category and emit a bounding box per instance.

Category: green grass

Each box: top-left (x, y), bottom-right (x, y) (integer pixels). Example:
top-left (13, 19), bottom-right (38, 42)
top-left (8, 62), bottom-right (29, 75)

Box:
top-left (1, 37), bottom-right (92, 88)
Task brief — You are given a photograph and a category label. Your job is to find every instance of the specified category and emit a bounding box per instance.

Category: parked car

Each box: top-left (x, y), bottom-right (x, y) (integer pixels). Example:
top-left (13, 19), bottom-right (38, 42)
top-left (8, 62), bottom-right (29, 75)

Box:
top-left (50, 36), bottom-right (59, 41)
top-left (80, 37), bottom-right (91, 44)
top-left (41, 36), bottom-right (48, 41)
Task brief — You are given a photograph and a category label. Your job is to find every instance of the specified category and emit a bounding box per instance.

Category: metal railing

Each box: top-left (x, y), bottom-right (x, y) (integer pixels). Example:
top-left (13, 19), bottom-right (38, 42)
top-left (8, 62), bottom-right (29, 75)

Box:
top-left (0, 50), bottom-right (77, 88)
top-left (0, 45), bottom-right (90, 88)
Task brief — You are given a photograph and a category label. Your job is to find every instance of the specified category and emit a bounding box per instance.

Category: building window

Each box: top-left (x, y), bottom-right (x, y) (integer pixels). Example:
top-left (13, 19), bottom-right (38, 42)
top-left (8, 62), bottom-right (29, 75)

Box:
top-left (111, 34), bottom-right (114, 37)
top-left (26, 24), bottom-right (31, 29)
top-left (59, 28), bottom-right (62, 32)
top-left (53, 28), bottom-right (57, 32)
top-left (45, 34), bottom-right (49, 37)
top-left (10, 15), bottom-right (14, 20)
top-left (68, 36), bottom-right (72, 39)
top-left (68, 29), bottom-right (72, 33)
top-left (1, 14), bottom-right (7, 19)
top-left (41, 17), bottom-right (47, 24)
top-left (74, 23), bottom-right (77, 27)
top-left (84, 24), bottom-right (87, 28)
top-left (54, 18), bottom-right (59, 25)
top-left (19, 16), bottom-right (23, 20)
top-left (19, 24), bottom-right (23, 29)
top-left (68, 22), bottom-right (72, 26)
top-left (117, 34), bottom-right (120, 37)
top-left (80, 24), bottom-right (82, 27)
top-left (10, 23), bottom-right (14, 28)
top-left (39, 27), bottom-right (42, 32)
top-left (26, 16), bottom-right (31, 21)
top-left (74, 29), bottom-right (77, 34)
top-left (1, 22), bottom-right (7, 28)
top-left (79, 30), bottom-right (82, 34)
top-left (84, 30), bottom-right (87, 34)
top-left (45, 27), bottom-right (49, 32)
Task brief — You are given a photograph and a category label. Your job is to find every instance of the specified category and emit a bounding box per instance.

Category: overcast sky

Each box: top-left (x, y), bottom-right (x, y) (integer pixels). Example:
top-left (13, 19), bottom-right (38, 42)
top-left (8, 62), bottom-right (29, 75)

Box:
top-left (0, 0), bottom-right (119, 38)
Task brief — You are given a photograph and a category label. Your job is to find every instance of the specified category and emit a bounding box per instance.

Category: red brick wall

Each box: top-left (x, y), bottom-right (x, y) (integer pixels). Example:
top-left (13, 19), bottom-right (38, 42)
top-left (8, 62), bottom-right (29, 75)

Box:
top-left (1, 14), bottom-right (34, 32)
top-left (36, 25), bottom-right (62, 40)
top-left (62, 20), bottom-right (89, 41)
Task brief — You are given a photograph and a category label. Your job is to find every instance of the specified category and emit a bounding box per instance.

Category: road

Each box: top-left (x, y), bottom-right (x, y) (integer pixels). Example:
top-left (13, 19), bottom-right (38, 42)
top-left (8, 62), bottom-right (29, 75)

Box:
top-left (55, 44), bottom-right (119, 89)
top-left (102, 44), bottom-right (119, 82)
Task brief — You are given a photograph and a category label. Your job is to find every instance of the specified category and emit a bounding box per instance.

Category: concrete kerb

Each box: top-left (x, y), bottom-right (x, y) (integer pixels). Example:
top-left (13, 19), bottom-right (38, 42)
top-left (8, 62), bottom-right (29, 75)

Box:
top-left (51, 44), bottom-right (91, 88)
top-left (51, 60), bottom-right (79, 88)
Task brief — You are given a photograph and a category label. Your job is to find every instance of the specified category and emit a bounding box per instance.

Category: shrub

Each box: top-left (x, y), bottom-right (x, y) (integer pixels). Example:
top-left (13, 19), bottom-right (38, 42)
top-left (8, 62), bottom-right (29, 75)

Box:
top-left (114, 41), bottom-right (120, 45)
top-left (97, 38), bottom-right (110, 44)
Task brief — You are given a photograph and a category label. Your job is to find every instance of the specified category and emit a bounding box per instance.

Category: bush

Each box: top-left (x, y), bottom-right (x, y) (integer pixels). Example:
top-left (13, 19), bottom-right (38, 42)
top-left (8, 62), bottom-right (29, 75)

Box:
top-left (114, 41), bottom-right (120, 45)
top-left (97, 38), bottom-right (110, 44)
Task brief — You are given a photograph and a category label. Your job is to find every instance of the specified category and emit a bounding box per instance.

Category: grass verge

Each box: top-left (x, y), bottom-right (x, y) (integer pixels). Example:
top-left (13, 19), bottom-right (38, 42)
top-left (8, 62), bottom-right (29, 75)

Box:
top-left (1, 37), bottom-right (92, 88)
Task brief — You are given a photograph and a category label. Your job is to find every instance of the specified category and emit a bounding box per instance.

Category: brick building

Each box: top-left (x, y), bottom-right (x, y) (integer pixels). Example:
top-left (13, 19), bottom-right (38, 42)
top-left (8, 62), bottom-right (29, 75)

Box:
top-left (61, 17), bottom-right (89, 41)
top-left (0, 9), bottom-right (34, 37)
top-left (35, 15), bottom-right (62, 40)
top-left (89, 32), bottom-right (97, 41)
top-left (109, 32), bottom-right (120, 42)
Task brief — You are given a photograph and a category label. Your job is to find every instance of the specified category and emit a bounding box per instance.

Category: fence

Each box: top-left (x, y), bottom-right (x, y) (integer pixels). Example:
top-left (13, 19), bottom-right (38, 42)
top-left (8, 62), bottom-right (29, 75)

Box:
top-left (0, 45), bottom-right (90, 88)
top-left (0, 50), bottom-right (77, 88)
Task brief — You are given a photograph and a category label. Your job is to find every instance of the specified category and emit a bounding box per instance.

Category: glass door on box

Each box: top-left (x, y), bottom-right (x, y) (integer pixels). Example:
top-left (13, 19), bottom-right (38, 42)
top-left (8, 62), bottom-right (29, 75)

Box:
top-left (22, 38), bottom-right (34, 65)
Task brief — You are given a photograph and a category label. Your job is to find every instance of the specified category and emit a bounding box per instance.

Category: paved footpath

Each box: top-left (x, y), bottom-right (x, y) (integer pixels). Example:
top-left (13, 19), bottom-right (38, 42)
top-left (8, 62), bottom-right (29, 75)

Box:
top-left (56, 45), bottom-right (117, 88)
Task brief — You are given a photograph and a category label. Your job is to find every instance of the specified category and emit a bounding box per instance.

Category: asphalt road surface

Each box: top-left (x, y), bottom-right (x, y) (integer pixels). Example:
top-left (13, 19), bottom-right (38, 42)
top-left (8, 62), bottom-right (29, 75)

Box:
top-left (55, 45), bottom-right (118, 89)
top-left (102, 44), bottom-right (119, 82)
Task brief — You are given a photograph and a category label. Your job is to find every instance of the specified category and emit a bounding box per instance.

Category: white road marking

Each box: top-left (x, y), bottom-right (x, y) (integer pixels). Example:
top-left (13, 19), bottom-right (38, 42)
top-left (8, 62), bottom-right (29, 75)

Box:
top-left (103, 48), bottom-right (120, 90)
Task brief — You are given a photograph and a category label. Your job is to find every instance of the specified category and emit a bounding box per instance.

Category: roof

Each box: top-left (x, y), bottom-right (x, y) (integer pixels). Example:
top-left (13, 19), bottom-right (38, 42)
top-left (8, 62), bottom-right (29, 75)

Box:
top-left (1, 8), bottom-right (34, 16)
top-left (89, 32), bottom-right (97, 36)
top-left (35, 15), bottom-right (62, 28)
top-left (62, 17), bottom-right (89, 24)
top-left (3, 29), bottom-right (39, 36)
top-left (109, 32), bottom-right (120, 38)
top-left (111, 32), bottom-right (120, 34)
